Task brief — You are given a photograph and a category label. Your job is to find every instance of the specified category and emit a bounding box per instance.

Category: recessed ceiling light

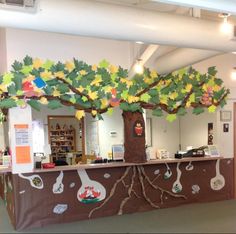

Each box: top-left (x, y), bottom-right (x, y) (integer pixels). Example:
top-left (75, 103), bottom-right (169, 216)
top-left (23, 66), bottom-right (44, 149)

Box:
top-left (135, 41), bottom-right (144, 44)
top-left (231, 67), bottom-right (236, 80)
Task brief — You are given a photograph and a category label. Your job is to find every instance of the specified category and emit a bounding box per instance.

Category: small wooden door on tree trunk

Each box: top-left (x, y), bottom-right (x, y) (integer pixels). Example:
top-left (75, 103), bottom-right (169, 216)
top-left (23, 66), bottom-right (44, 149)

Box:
top-left (122, 111), bottom-right (147, 163)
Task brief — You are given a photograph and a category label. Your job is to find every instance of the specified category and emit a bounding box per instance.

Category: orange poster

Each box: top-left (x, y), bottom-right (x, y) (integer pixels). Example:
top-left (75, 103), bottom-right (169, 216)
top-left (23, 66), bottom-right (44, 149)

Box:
top-left (16, 146), bottom-right (31, 164)
top-left (14, 124), bottom-right (31, 164)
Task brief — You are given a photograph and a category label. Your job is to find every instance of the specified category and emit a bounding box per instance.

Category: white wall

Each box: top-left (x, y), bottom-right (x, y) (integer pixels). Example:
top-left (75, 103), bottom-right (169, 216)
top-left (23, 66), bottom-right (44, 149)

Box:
top-left (0, 28), bottom-right (7, 150)
top-left (98, 108), bottom-right (124, 158)
top-left (180, 110), bottom-right (217, 150)
top-left (146, 110), bottom-right (179, 157)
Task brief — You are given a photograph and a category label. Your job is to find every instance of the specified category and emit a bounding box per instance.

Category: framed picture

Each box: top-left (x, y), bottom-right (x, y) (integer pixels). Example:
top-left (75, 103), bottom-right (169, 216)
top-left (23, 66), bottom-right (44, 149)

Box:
top-left (220, 110), bottom-right (231, 122)
top-left (112, 144), bottom-right (124, 161)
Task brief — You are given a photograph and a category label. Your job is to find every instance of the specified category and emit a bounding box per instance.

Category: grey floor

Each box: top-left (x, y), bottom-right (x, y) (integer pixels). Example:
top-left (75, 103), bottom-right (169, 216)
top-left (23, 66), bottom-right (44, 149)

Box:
top-left (1, 199), bottom-right (236, 233)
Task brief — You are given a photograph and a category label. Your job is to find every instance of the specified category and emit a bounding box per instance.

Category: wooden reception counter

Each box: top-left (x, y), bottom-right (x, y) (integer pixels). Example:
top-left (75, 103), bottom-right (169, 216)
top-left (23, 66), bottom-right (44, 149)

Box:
top-left (0, 156), bottom-right (234, 231)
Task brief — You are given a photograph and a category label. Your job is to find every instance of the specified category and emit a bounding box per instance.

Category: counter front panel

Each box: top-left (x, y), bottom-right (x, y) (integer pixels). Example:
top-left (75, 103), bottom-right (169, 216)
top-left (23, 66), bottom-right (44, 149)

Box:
top-left (6, 158), bottom-right (234, 230)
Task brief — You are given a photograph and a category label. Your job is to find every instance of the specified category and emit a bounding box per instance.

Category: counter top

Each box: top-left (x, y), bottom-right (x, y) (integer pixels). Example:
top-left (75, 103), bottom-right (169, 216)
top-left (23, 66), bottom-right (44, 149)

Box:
top-left (0, 156), bottom-right (224, 174)
top-left (0, 166), bottom-right (11, 173)
top-left (31, 156), bottom-right (223, 174)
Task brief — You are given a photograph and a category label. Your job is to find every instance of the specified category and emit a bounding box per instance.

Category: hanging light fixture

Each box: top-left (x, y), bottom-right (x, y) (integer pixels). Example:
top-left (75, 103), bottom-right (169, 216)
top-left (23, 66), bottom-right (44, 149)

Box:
top-left (134, 59), bottom-right (144, 74)
top-left (231, 67), bottom-right (236, 80)
top-left (219, 13), bottom-right (231, 34)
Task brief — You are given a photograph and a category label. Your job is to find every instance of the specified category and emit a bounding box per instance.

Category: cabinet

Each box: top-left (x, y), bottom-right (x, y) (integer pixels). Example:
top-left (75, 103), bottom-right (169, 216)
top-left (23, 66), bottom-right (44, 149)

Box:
top-left (49, 124), bottom-right (76, 161)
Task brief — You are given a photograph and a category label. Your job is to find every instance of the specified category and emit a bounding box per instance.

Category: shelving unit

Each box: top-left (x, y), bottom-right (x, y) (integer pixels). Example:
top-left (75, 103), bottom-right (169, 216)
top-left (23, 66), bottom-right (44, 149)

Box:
top-left (49, 124), bottom-right (76, 162)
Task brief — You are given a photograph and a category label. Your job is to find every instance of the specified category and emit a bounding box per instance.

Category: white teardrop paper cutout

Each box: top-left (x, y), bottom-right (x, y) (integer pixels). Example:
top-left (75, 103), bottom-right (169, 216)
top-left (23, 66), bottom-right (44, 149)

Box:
top-left (185, 161), bottom-right (194, 171)
top-left (70, 182), bottom-right (75, 188)
top-left (172, 162), bottom-right (182, 193)
top-left (53, 204), bottom-right (68, 214)
top-left (154, 169), bottom-right (160, 175)
top-left (77, 169), bottom-right (106, 204)
top-left (210, 159), bottom-right (225, 191)
top-left (53, 171), bottom-right (64, 194)
top-left (104, 173), bottom-right (111, 179)
top-left (192, 184), bottom-right (200, 194)
top-left (164, 163), bottom-right (172, 180)
top-left (18, 174), bottom-right (44, 189)
top-left (19, 190), bottom-right (25, 194)
top-left (227, 160), bottom-right (231, 165)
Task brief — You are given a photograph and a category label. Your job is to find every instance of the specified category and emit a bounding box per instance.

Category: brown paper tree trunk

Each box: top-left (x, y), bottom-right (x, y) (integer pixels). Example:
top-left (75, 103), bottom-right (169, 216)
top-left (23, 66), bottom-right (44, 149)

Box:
top-left (122, 111), bottom-right (146, 163)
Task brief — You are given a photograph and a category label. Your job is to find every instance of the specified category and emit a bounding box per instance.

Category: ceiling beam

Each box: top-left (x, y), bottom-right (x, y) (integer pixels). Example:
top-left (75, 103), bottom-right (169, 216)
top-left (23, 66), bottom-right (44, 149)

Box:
top-left (151, 0), bottom-right (236, 15)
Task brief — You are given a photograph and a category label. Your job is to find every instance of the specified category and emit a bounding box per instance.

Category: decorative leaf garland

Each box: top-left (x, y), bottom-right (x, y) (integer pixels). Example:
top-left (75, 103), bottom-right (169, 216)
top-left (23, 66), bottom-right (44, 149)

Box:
top-left (0, 56), bottom-right (230, 122)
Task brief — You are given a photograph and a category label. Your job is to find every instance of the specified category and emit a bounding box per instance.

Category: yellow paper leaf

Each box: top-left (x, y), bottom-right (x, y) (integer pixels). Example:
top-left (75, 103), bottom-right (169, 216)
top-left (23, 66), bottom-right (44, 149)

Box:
top-left (109, 65), bottom-right (118, 74)
top-left (79, 70), bottom-right (87, 76)
top-left (185, 84), bottom-right (192, 92)
top-left (23, 75), bottom-right (35, 83)
top-left (91, 75), bottom-right (102, 86)
top-left (53, 89), bottom-right (61, 97)
top-left (208, 105), bottom-right (216, 113)
top-left (169, 92), bottom-right (178, 100)
top-left (65, 61), bottom-right (75, 72)
top-left (101, 99), bottom-right (109, 109)
top-left (186, 100), bottom-right (191, 108)
top-left (92, 64), bottom-right (97, 71)
top-left (103, 86), bottom-right (113, 94)
top-left (33, 58), bottom-right (43, 69)
top-left (75, 110), bottom-right (85, 120)
top-left (202, 84), bottom-right (208, 92)
top-left (150, 70), bottom-right (158, 78)
top-left (39, 97), bottom-right (48, 105)
top-left (40, 71), bottom-right (53, 80)
top-left (0, 84), bottom-right (7, 92)
top-left (91, 110), bottom-right (97, 116)
top-left (127, 95), bottom-right (139, 103)
top-left (77, 86), bottom-right (84, 93)
top-left (54, 71), bottom-right (65, 79)
top-left (213, 85), bottom-right (220, 92)
top-left (160, 95), bottom-right (168, 105)
top-left (88, 91), bottom-right (98, 100)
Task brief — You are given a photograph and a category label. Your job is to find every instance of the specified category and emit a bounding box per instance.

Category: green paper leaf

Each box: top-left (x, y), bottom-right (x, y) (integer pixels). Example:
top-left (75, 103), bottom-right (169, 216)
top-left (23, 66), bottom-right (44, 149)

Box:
top-left (7, 84), bottom-right (16, 95)
top-left (120, 102), bottom-right (129, 111)
top-left (192, 107), bottom-right (204, 115)
top-left (208, 66), bottom-right (217, 76)
top-left (152, 108), bottom-right (163, 117)
top-left (166, 114), bottom-right (177, 122)
top-left (23, 56), bottom-right (33, 66)
top-left (177, 107), bottom-right (187, 116)
top-left (27, 99), bottom-right (41, 111)
top-left (57, 84), bottom-right (69, 93)
top-left (149, 89), bottom-right (158, 97)
top-left (99, 59), bottom-right (110, 69)
top-left (47, 100), bottom-right (62, 109)
top-left (107, 108), bottom-right (113, 116)
top-left (0, 99), bottom-right (17, 109)
top-left (140, 93), bottom-right (151, 103)
top-left (208, 105), bottom-right (216, 113)
top-left (214, 78), bottom-right (223, 86)
top-left (3, 73), bottom-right (13, 85)
top-left (97, 113), bottom-right (104, 121)
top-left (12, 61), bottom-right (23, 71)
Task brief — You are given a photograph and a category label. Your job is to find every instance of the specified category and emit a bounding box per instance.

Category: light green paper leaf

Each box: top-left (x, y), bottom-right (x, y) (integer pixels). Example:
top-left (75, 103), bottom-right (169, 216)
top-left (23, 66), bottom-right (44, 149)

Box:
top-left (21, 65), bottom-right (33, 75)
top-left (140, 93), bottom-right (151, 103)
top-left (42, 60), bottom-right (54, 70)
top-left (121, 90), bottom-right (128, 100)
top-left (16, 100), bottom-right (25, 107)
top-left (107, 108), bottom-right (113, 116)
top-left (70, 97), bottom-right (76, 104)
top-left (166, 114), bottom-right (177, 122)
top-left (16, 90), bottom-right (24, 96)
top-left (189, 93), bottom-right (195, 103)
top-left (208, 105), bottom-right (216, 113)
top-left (82, 96), bottom-right (88, 102)
top-left (99, 59), bottom-right (110, 69)
top-left (3, 73), bottom-right (13, 85)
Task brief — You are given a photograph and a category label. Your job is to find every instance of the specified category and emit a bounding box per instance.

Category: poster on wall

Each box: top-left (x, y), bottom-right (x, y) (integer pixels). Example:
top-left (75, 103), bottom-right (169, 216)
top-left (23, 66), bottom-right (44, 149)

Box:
top-left (14, 124), bottom-right (31, 164)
